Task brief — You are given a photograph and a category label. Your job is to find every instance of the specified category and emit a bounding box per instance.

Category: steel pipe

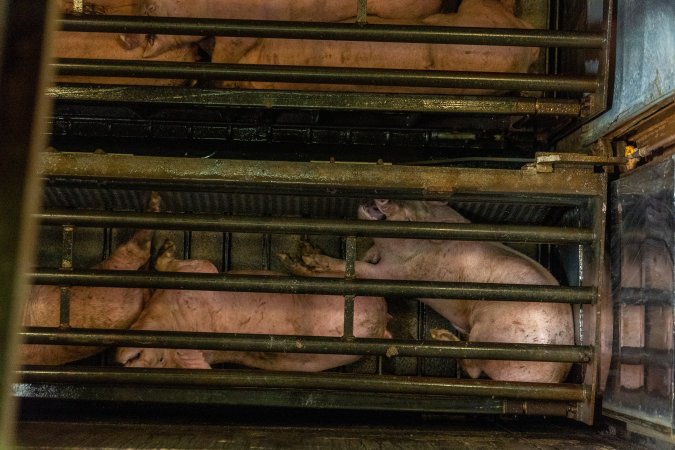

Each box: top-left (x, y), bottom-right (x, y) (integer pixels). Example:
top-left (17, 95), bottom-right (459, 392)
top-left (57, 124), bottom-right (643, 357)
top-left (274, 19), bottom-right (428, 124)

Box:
top-left (29, 269), bottom-right (596, 304)
top-left (38, 210), bottom-right (596, 244)
top-left (21, 328), bottom-right (593, 363)
top-left (18, 366), bottom-right (589, 401)
top-left (54, 59), bottom-right (600, 93)
top-left (47, 86), bottom-right (583, 116)
top-left (59, 16), bottom-right (607, 48)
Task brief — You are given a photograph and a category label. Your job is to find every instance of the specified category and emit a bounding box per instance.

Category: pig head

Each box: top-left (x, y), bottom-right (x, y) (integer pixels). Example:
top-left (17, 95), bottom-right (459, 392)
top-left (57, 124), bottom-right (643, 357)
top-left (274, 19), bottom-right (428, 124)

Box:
top-left (281, 200), bottom-right (575, 383)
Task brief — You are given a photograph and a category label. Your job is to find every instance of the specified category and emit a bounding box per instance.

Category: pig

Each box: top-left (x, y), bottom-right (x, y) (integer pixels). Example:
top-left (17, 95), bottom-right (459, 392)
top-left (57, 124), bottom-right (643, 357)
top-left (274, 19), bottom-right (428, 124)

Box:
top-left (213, 0), bottom-right (539, 94)
top-left (123, 0), bottom-right (443, 58)
top-left (54, 1), bottom-right (200, 86)
top-left (116, 239), bottom-right (390, 370)
top-left (20, 192), bottom-right (161, 365)
top-left (279, 200), bottom-right (574, 383)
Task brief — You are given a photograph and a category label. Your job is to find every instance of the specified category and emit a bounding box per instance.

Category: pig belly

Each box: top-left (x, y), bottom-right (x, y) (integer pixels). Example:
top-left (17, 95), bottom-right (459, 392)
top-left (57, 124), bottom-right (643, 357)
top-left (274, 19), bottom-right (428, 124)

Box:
top-left (228, 39), bottom-right (534, 94)
top-left (53, 31), bottom-right (199, 86)
top-left (20, 285), bottom-right (148, 365)
top-left (220, 7), bottom-right (538, 94)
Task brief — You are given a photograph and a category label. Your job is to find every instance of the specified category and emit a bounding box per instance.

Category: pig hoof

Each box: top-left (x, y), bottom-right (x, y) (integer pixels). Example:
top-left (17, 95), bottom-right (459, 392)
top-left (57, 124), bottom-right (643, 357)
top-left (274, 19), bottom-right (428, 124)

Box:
top-left (430, 328), bottom-right (460, 342)
top-left (301, 254), bottom-right (335, 273)
top-left (157, 239), bottom-right (177, 259)
top-left (300, 240), bottom-right (324, 257)
top-left (145, 191), bottom-right (162, 213)
top-left (276, 253), bottom-right (315, 276)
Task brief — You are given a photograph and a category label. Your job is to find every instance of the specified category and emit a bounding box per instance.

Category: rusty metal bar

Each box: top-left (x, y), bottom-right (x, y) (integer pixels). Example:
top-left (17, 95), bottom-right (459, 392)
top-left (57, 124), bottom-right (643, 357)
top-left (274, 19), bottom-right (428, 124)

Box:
top-left (343, 236), bottom-right (357, 339)
top-left (618, 347), bottom-right (673, 368)
top-left (47, 86), bottom-right (583, 116)
top-left (39, 153), bottom-right (607, 199)
top-left (55, 59), bottom-right (599, 93)
top-left (58, 225), bottom-right (74, 328)
top-left (356, 0), bottom-right (367, 24)
top-left (58, 16), bottom-right (606, 48)
top-left (29, 269), bottom-right (595, 304)
top-left (18, 366), bottom-right (589, 401)
top-left (21, 328), bottom-right (592, 362)
top-left (38, 210), bottom-right (595, 244)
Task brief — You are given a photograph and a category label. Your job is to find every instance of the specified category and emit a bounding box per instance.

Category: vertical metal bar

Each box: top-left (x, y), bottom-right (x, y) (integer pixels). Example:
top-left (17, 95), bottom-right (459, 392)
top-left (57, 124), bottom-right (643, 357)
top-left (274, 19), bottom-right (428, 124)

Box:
top-left (222, 230), bottom-right (232, 272)
top-left (0, 0), bottom-right (57, 446)
top-left (356, 0), bottom-right (368, 24)
top-left (102, 227), bottom-right (112, 259)
top-left (184, 230), bottom-right (192, 259)
top-left (59, 225), bottom-right (74, 328)
top-left (262, 233), bottom-right (272, 270)
top-left (417, 302), bottom-right (424, 376)
top-left (343, 236), bottom-right (357, 339)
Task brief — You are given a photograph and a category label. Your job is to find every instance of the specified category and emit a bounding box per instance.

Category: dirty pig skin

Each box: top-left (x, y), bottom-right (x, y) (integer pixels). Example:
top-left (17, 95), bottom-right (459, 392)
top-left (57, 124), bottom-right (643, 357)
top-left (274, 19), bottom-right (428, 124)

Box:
top-left (280, 200), bottom-right (574, 383)
top-left (117, 239), bottom-right (390, 370)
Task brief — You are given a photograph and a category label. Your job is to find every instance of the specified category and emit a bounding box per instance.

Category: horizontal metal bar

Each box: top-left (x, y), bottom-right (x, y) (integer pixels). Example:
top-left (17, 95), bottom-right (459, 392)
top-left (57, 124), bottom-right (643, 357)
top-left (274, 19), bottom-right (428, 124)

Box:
top-left (47, 86), bottom-right (582, 116)
top-left (38, 210), bottom-right (595, 244)
top-left (59, 16), bottom-right (606, 48)
top-left (21, 328), bottom-right (593, 363)
top-left (619, 347), bottom-right (673, 368)
top-left (40, 153), bottom-right (607, 200)
top-left (18, 367), bottom-right (589, 401)
top-left (54, 59), bottom-right (599, 93)
top-left (29, 270), bottom-right (596, 304)
top-left (13, 383), bottom-right (574, 416)
top-left (618, 287), bottom-right (672, 306)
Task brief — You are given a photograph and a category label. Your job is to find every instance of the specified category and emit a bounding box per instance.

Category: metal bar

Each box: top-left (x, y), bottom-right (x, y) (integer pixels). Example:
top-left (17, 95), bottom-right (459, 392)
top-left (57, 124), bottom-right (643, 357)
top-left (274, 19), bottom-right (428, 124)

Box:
top-left (0, 0), bottom-right (57, 447)
top-left (13, 383), bottom-right (574, 416)
top-left (29, 269), bottom-right (596, 304)
top-left (38, 211), bottom-right (596, 244)
top-left (54, 59), bottom-right (600, 93)
top-left (59, 225), bottom-right (74, 328)
top-left (48, 86), bottom-right (582, 116)
top-left (343, 236), bottom-right (357, 339)
top-left (21, 327), bottom-right (592, 362)
top-left (18, 367), bottom-right (589, 401)
top-left (356, 0), bottom-right (367, 24)
top-left (58, 16), bottom-right (606, 48)
top-left (39, 153), bottom-right (607, 199)
top-left (619, 347), bottom-right (673, 368)
top-left (618, 287), bottom-right (672, 305)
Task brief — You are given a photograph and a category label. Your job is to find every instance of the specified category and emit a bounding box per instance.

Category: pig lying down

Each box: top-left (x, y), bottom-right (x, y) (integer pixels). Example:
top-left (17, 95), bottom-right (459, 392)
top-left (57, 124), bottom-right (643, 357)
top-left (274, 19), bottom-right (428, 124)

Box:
top-left (117, 240), bottom-right (390, 370)
top-left (213, 0), bottom-right (539, 94)
top-left (280, 200), bottom-right (574, 383)
top-left (126, 0), bottom-right (443, 58)
top-left (54, 0), bottom-right (200, 86)
top-left (21, 192), bottom-right (161, 365)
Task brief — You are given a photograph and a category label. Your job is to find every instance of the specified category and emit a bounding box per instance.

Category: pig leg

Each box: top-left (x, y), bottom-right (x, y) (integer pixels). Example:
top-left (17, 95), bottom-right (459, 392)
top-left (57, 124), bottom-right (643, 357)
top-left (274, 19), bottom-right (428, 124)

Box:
top-left (430, 328), bottom-right (483, 379)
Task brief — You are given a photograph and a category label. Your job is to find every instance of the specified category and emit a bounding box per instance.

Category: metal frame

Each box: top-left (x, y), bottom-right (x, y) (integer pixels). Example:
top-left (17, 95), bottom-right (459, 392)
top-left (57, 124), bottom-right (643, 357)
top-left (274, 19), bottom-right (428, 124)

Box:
top-left (17, 152), bottom-right (608, 424)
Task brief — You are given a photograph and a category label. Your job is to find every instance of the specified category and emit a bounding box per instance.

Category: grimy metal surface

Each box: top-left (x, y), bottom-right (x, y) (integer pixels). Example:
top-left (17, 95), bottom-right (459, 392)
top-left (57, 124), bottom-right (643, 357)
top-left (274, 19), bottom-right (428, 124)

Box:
top-left (19, 367), bottom-right (589, 402)
top-left (59, 15), bottom-right (606, 48)
top-left (55, 59), bottom-right (599, 93)
top-left (38, 210), bottom-right (596, 244)
top-left (22, 328), bottom-right (592, 363)
top-left (0, 1), bottom-right (56, 448)
top-left (40, 153), bottom-right (606, 199)
top-left (48, 86), bottom-right (583, 115)
top-left (29, 269), bottom-right (595, 303)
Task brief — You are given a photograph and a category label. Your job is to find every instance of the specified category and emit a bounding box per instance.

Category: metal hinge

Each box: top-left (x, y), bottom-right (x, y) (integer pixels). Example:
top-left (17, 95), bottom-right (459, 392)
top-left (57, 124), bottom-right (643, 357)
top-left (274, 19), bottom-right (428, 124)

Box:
top-left (531, 152), bottom-right (628, 173)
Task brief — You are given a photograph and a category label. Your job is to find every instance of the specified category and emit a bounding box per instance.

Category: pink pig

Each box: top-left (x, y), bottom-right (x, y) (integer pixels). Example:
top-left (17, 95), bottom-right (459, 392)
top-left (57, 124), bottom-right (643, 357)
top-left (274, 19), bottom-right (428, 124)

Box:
top-left (117, 239), bottom-right (390, 370)
top-left (280, 200), bottom-right (575, 383)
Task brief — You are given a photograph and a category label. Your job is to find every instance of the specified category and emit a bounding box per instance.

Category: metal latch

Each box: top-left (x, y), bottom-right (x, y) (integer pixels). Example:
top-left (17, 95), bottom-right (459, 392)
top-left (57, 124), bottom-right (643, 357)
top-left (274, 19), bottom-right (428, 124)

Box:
top-left (532, 152), bottom-right (628, 173)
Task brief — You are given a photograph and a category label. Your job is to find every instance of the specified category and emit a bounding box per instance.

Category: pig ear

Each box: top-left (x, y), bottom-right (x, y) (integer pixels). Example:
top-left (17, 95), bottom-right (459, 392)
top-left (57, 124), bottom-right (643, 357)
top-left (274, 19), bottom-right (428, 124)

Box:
top-left (117, 347), bottom-right (142, 366)
top-left (175, 350), bottom-right (212, 369)
top-left (118, 33), bottom-right (143, 50)
top-left (374, 199), bottom-right (400, 215)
